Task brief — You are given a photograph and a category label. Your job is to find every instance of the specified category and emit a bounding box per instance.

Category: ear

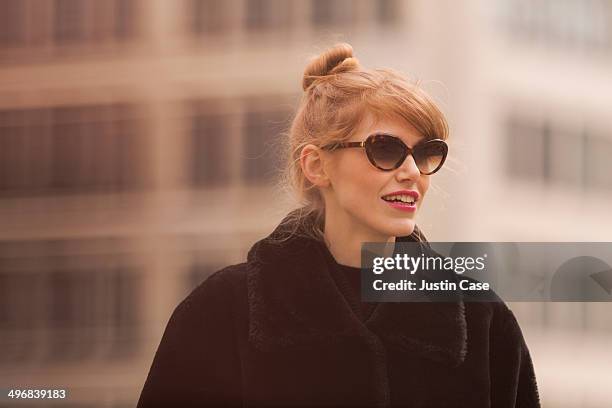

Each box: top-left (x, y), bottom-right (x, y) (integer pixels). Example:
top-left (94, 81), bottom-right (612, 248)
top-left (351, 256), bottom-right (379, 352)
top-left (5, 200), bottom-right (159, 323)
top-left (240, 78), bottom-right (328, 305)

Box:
top-left (300, 144), bottom-right (331, 188)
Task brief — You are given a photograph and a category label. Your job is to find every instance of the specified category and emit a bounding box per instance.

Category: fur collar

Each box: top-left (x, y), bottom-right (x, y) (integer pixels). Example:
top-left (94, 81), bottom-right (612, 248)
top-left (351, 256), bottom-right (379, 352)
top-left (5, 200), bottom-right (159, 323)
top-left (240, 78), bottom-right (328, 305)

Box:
top-left (246, 209), bottom-right (467, 367)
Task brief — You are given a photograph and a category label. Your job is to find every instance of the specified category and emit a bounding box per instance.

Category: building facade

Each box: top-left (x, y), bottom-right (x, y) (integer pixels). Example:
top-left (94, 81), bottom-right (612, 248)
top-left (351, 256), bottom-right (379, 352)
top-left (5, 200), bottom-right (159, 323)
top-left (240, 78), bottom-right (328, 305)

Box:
top-left (0, 1), bottom-right (611, 406)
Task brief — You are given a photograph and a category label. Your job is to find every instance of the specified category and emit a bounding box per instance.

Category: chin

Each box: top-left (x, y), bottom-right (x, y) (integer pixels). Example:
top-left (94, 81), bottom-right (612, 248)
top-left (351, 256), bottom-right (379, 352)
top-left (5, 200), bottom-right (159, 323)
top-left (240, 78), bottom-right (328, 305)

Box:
top-left (376, 219), bottom-right (416, 239)
top-left (393, 220), bottom-right (416, 237)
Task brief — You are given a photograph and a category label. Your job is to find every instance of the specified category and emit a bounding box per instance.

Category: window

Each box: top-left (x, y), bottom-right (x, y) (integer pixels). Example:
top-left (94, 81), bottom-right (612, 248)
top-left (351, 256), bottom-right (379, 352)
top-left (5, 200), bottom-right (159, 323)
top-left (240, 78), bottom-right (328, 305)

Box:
top-left (54, 0), bottom-right (138, 44)
top-left (495, 0), bottom-right (612, 53)
top-left (190, 111), bottom-right (233, 187)
top-left (241, 108), bottom-right (288, 184)
top-left (191, 0), bottom-right (232, 35)
top-left (54, 0), bottom-right (86, 44)
top-left (505, 115), bottom-right (549, 181)
top-left (114, 0), bottom-right (136, 39)
top-left (187, 98), bottom-right (291, 188)
top-left (311, 0), bottom-right (355, 28)
top-left (584, 133), bottom-right (612, 190)
top-left (548, 127), bottom-right (584, 187)
top-left (0, 239), bottom-right (142, 365)
top-left (0, 104), bottom-right (148, 197)
top-left (245, 0), bottom-right (292, 32)
top-left (376, 0), bottom-right (402, 25)
top-left (109, 266), bottom-right (142, 358)
top-left (505, 113), bottom-right (612, 191)
top-left (0, 0), bottom-right (25, 47)
top-left (0, 0), bottom-right (138, 56)
top-left (188, 0), bottom-right (403, 39)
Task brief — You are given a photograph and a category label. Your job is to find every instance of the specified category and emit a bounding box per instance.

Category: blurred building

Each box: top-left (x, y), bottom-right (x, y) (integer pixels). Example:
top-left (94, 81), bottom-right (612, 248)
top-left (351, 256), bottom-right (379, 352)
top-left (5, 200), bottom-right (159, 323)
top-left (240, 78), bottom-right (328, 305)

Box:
top-left (0, 1), bottom-right (611, 407)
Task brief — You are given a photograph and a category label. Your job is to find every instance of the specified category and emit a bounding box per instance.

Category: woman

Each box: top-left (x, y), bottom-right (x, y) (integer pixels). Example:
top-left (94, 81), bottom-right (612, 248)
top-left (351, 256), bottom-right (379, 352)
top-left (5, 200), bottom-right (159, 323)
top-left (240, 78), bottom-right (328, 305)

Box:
top-left (137, 43), bottom-right (540, 407)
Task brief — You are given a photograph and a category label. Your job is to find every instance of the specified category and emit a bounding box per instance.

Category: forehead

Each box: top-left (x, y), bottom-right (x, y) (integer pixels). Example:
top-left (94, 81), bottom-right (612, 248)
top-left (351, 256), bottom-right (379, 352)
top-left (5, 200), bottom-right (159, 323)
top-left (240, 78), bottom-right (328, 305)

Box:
top-left (356, 114), bottom-right (424, 145)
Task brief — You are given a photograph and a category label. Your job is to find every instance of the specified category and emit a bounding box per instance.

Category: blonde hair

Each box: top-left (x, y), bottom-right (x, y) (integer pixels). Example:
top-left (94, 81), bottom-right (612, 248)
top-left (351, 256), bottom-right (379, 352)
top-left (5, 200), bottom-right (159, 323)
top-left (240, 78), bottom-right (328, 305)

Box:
top-left (273, 42), bottom-right (449, 244)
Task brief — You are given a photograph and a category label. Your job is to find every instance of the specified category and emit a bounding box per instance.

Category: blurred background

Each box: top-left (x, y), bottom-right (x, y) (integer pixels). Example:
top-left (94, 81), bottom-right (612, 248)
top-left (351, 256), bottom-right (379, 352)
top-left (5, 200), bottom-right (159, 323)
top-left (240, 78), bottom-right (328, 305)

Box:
top-left (0, 0), bottom-right (611, 407)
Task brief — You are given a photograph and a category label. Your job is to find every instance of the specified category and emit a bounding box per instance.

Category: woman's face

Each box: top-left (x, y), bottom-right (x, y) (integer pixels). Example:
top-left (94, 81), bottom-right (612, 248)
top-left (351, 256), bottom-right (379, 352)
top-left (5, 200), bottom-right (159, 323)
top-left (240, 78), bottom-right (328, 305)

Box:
top-left (321, 114), bottom-right (431, 241)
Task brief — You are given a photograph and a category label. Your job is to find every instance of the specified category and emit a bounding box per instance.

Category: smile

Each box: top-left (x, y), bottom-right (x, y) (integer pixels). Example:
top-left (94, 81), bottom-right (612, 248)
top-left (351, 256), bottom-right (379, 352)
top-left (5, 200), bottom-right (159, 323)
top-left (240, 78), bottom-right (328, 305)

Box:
top-left (381, 197), bottom-right (417, 212)
top-left (381, 194), bottom-right (416, 205)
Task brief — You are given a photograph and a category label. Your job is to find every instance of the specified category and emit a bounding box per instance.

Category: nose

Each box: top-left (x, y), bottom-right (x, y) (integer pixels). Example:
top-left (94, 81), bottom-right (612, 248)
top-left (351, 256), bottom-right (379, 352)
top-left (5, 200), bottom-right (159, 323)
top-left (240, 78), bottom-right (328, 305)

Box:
top-left (395, 153), bottom-right (421, 181)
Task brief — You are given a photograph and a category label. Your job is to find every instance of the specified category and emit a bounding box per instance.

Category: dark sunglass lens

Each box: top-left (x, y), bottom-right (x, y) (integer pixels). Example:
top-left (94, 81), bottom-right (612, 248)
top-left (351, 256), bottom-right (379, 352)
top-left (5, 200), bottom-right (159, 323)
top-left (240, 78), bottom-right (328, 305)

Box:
top-left (413, 140), bottom-right (447, 174)
top-left (368, 135), bottom-right (406, 169)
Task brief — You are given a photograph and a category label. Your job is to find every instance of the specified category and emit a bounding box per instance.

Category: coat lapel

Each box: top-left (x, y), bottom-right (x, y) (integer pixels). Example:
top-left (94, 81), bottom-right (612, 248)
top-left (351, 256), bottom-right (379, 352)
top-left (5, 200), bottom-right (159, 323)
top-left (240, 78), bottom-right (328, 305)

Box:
top-left (246, 210), bottom-right (467, 368)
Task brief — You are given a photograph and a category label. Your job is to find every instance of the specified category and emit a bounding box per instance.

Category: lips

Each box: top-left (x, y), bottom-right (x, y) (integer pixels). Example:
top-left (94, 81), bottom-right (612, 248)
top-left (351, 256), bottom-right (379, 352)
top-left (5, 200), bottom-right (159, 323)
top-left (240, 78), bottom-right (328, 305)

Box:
top-left (381, 190), bottom-right (419, 213)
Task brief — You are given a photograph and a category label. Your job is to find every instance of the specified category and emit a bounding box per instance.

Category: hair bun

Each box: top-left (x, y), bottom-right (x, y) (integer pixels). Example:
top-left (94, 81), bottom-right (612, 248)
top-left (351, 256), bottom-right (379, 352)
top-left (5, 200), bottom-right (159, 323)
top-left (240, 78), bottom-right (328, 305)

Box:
top-left (302, 43), bottom-right (360, 91)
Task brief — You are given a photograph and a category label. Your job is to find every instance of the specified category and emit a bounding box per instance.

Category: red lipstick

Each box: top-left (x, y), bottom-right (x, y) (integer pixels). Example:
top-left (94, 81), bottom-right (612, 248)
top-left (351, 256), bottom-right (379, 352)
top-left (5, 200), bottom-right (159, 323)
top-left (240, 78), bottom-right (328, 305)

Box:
top-left (381, 190), bottom-right (419, 212)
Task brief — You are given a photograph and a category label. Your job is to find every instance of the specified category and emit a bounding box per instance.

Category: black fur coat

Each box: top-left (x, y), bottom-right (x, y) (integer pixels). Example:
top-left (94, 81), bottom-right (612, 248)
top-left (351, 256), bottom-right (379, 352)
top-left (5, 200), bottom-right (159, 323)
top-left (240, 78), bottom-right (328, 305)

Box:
top-left (137, 212), bottom-right (540, 407)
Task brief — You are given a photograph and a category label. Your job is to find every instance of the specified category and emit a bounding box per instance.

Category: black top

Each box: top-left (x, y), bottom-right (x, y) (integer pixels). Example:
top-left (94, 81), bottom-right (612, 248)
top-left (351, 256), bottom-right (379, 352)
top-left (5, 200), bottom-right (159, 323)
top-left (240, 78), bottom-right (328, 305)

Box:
top-left (320, 243), bottom-right (378, 322)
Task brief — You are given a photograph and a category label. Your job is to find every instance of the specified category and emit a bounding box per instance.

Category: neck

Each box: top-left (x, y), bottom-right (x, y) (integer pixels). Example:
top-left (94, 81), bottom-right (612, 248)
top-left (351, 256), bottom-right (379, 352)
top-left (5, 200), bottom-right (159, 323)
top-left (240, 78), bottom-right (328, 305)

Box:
top-left (323, 206), bottom-right (395, 268)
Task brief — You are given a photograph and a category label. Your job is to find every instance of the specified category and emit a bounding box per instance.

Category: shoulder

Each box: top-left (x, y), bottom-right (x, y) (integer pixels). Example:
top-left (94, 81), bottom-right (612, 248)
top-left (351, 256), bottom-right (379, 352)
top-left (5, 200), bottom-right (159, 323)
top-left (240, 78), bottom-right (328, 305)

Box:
top-left (173, 262), bottom-right (249, 317)
top-left (466, 295), bottom-right (525, 345)
top-left (490, 301), bottom-right (525, 341)
top-left (457, 275), bottom-right (523, 333)
top-left (197, 262), bottom-right (248, 292)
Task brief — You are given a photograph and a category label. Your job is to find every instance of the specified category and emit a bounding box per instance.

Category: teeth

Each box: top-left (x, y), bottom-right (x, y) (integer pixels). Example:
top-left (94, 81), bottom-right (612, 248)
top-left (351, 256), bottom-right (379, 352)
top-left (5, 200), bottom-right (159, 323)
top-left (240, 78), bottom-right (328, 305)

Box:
top-left (384, 194), bottom-right (415, 204)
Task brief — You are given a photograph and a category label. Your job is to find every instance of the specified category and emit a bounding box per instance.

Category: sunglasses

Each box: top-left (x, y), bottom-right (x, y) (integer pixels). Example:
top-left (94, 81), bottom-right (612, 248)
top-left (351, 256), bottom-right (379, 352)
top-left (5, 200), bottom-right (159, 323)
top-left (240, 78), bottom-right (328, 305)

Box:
top-left (321, 133), bottom-right (448, 175)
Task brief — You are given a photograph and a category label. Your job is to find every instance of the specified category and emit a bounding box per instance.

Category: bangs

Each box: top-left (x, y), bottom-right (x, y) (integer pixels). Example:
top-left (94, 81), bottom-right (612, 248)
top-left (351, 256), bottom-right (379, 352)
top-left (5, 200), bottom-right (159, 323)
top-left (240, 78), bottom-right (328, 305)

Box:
top-left (361, 70), bottom-right (449, 142)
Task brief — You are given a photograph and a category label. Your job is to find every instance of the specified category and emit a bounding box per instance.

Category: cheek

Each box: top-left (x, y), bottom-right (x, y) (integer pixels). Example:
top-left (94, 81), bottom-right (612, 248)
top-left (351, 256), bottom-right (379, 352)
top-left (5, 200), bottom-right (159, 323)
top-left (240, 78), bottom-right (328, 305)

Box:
top-left (330, 165), bottom-right (383, 213)
top-left (418, 176), bottom-right (430, 198)
top-left (330, 155), bottom-right (374, 192)
top-left (339, 169), bottom-right (380, 199)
